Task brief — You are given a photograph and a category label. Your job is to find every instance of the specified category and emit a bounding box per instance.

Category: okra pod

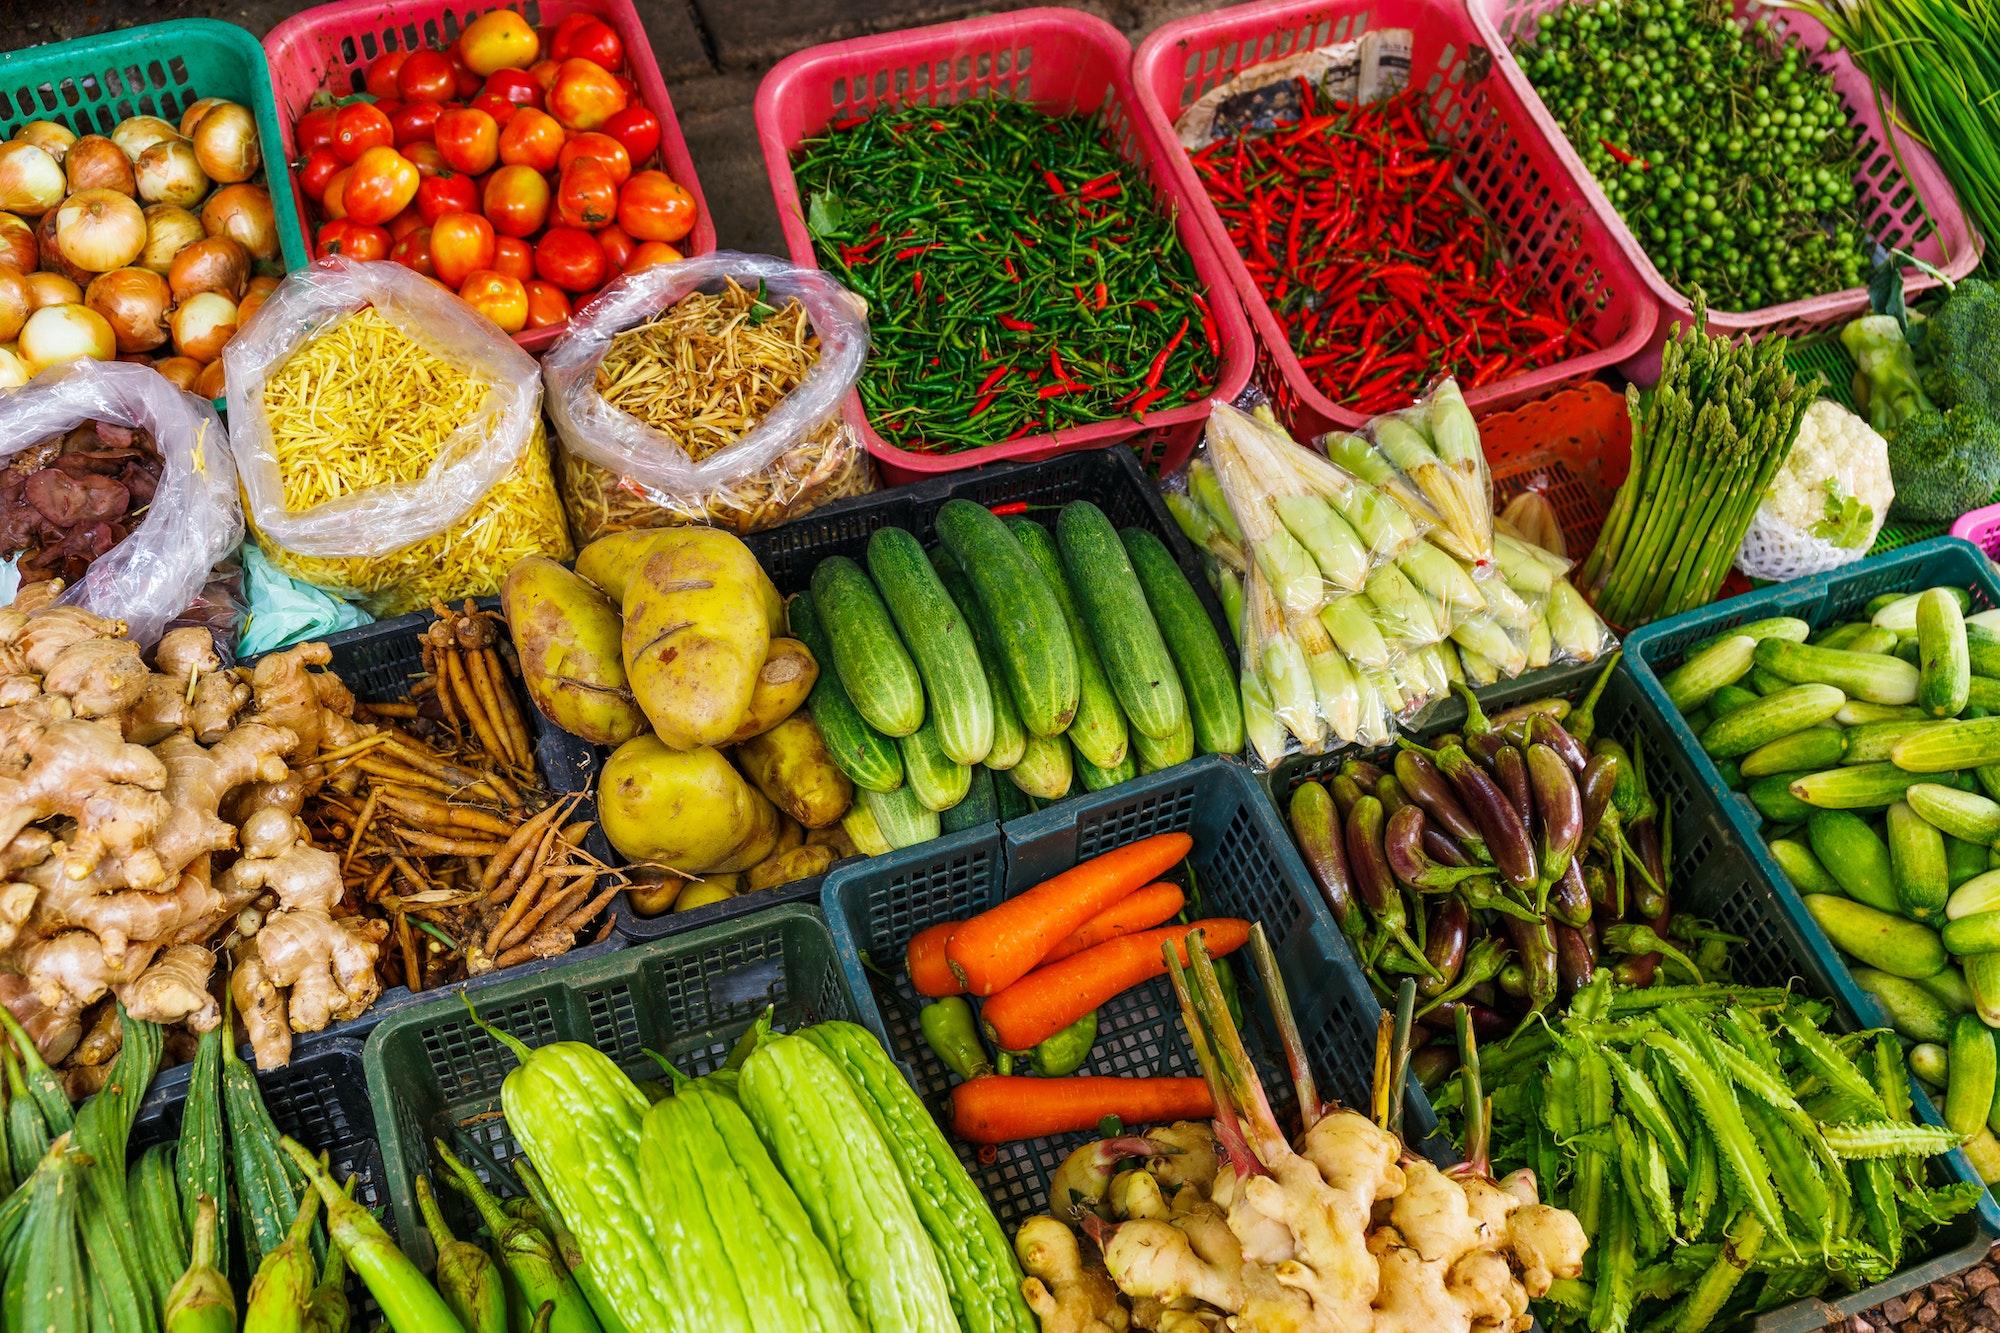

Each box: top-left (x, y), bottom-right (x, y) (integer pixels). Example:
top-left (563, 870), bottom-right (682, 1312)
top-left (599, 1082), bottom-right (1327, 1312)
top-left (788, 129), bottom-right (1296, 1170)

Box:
top-left (165, 1197), bottom-right (234, 1333)
top-left (416, 1174), bottom-right (507, 1333)
top-left (281, 1141), bottom-right (469, 1333)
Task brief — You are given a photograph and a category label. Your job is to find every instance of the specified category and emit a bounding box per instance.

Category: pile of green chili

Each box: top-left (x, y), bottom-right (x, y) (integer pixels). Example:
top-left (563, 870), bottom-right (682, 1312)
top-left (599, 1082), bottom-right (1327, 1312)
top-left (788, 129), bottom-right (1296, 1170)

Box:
top-left (795, 100), bottom-right (1222, 452)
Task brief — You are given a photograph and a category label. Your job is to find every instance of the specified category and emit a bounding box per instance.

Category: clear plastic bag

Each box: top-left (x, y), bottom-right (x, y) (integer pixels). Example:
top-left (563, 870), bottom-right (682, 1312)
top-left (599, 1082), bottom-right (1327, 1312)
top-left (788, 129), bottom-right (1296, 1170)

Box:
top-left (223, 256), bottom-right (569, 615)
top-left (0, 358), bottom-right (242, 645)
top-left (545, 252), bottom-right (873, 539)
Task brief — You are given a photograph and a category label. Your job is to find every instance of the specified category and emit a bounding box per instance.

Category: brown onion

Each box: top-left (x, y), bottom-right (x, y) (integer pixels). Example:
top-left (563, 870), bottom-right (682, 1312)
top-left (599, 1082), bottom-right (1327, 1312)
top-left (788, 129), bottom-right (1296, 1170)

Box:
top-left (152, 354), bottom-right (201, 391)
top-left (134, 139), bottom-right (208, 209)
top-left (138, 204), bottom-right (203, 275)
top-left (63, 135), bottom-right (133, 196)
top-left (168, 234), bottom-right (249, 304)
top-left (200, 184), bottom-right (276, 262)
top-left (0, 214), bottom-right (34, 273)
top-left (178, 98), bottom-right (225, 139)
top-left (35, 208), bottom-right (91, 285)
top-left (20, 302), bottom-right (115, 372)
top-left (0, 346), bottom-right (29, 389)
top-left (0, 263), bottom-right (29, 343)
top-left (191, 103), bottom-right (259, 184)
top-left (0, 142), bottom-right (65, 215)
top-left (55, 189), bottom-right (147, 274)
top-left (27, 272), bottom-right (81, 309)
top-left (169, 290), bottom-right (236, 362)
top-left (110, 116), bottom-right (181, 163)
top-left (236, 284), bottom-right (270, 329)
top-left (14, 122), bottom-right (75, 165)
top-left (195, 357), bottom-right (226, 399)
top-left (86, 267), bottom-right (169, 353)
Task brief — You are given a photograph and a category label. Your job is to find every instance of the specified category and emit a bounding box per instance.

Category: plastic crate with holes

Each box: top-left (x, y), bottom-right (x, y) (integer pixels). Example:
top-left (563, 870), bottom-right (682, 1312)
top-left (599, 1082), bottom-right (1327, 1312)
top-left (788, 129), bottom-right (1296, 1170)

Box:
top-left (1468, 0), bottom-right (1982, 383)
top-left (818, 753), bottom-right (1456, 1235)
top-left (753, 7), bottom-right (1255, 484)
top-left (360, 903), bottom-right (860, 1268)
top-left (261, 0), bottom-right (714, 353)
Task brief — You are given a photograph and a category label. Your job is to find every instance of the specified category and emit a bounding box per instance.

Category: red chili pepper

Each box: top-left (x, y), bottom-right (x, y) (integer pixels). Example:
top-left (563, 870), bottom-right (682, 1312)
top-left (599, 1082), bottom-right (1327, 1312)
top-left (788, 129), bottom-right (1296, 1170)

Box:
top-left (976, 365), bottom-right (1013, 395)
top-left (1145, 317), bottom-right (1192, 392)
top-left (1042, 169), bottom-right (1067, 195)
top-left (833, 115), bottom-right (868, 130)
top-left (894, 244), bottom-right (937, 261)
top-left (913, 272), bottom-right (925, 296)
top-left (1038, 381), bottom-right (1091, 399)
top-left (1003, 256), bottom-right (1020, 283)
top-left (969, 389), bottom-right (1000, 416)
top-left (988, 501), bottom-right (1030, 516)
top-left (998, 316), bottom-right (1036, 332)
top-left (1050, 347), bottom-right (1071, 382)
top-left (1132, 299), bottom-right (1160, 314)
top-left (1094, 282), bottom-right (1109, 310)
top-left (1598, 138), bottom-right (1650, 170)
top-left (1131, 387), bottom-right (1171, 415)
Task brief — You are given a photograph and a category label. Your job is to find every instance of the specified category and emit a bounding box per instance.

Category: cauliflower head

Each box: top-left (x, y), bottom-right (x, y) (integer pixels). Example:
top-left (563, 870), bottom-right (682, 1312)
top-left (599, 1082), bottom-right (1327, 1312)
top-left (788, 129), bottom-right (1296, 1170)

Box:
top-left (1737, 400), bottom-right (1894, 579)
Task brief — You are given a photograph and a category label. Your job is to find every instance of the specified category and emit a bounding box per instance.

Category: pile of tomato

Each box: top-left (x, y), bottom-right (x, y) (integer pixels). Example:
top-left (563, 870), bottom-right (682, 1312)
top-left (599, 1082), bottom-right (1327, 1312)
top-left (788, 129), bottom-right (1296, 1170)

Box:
top-left (291, 8), bottom-right (698, 334)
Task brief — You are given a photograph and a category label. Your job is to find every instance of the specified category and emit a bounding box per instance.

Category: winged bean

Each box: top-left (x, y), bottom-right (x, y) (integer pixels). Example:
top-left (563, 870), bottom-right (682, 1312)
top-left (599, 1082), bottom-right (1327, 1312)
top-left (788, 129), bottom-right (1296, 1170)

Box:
top-left (1644, 1029), bottom-right (1794, 1252)
top-left (1852, 1159), bottom-right (1903, 1270)
top-left (1589, 1186), bottom-right (1638, 1333)
top-left (1672, 1211), bottom-right (1764, 1333)
top-left (1820, 1121), bottom-right (1963, 1158)
top-left (1739, 1096), bottom-right (1833, 1246)
top-left (1683, 1129), bottom-right (1720, 1239)
top-left (1603, 1048), bottom-right (1689, 1181)
top-left (1778, 1011), bottom-right (1885, 1117)
top-left (1871, 1032), bottom-right (1915, 1124)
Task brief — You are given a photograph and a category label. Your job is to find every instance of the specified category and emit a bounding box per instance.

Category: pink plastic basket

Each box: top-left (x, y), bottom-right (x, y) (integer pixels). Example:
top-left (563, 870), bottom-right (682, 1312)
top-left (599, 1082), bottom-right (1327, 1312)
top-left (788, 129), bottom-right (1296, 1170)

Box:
top-left (1950, 505), bottom-right (2000, 560)
top-left (1131, 0), bottom-right (1658, 445)
top-left (1469, 0), bottom-right (1983, 382)
top-left (753, 8), bottom-right (1255, 485)
top-left (262, 0), bottom-right (715, 354)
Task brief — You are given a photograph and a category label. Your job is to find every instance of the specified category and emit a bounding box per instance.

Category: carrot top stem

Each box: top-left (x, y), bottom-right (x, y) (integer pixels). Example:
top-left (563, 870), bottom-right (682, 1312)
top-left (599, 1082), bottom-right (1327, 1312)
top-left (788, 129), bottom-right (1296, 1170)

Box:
top-left (1247, 922), bottom-right (1319, 1128)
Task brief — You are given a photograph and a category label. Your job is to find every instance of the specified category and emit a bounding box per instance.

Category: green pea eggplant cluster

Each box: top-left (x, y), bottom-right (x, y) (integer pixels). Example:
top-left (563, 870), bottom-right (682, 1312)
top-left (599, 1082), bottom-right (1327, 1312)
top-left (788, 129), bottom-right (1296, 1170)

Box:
top-left (1287, 658), bottom-right (1712, 1071)
top-left (1664, 584), bottom-right (2000, 1186)
top-left (1432, 974), bottom-right (1980, 1333)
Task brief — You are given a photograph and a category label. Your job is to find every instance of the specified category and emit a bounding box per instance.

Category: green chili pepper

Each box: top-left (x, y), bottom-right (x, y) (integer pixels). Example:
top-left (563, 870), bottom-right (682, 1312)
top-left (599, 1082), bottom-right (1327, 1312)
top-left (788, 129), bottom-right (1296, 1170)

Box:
top-left (1029, 1010), bottom-right (1098, 1078)
top-left (919, 998), bottom-right (993, 1080)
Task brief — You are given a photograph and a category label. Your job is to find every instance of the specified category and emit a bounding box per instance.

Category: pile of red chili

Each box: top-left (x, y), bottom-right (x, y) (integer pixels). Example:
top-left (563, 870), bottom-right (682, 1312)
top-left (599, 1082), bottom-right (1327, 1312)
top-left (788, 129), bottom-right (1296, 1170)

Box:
top-left (1190, 84), bottom-right (1594, 416)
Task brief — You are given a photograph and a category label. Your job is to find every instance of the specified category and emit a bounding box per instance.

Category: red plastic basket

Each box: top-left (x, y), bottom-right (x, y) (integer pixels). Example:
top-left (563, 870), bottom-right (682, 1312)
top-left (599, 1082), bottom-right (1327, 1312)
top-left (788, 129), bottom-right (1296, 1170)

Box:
top-left (1469, 0), bottom-right (1983, 382)
top-left (753, 8), bottom-right (1255, 485)
top-left (261, 0), bottom-right (716, 354)
top-left (1130, 0), bottom-right (1657, 445)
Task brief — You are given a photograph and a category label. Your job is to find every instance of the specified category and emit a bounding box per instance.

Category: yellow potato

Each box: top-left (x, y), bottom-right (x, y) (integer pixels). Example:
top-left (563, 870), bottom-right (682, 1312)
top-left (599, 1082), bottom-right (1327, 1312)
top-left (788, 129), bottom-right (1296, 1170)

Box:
top-left (577, 527), bottom-right (784, 635)
top-left (744, 843), bottom-right (837, 893)
top-left (623, 539), bottom-right (770, 750)
top-left (734, 712), bottom-right (853, 829)
top-left (774, 814), bottom-right (805, 856)
top-left (676, 875), bottom-right (739, 912)
top-left (805, 821), bottom-right (860, 859)
top-left (599, 736), bottom-right (778, 873)
top-left (625, 873), bottom-right (685, 916)
top-left (501, 556), bottom-right (648, 746)
top-left (725, 638), bottom-right (818, 743)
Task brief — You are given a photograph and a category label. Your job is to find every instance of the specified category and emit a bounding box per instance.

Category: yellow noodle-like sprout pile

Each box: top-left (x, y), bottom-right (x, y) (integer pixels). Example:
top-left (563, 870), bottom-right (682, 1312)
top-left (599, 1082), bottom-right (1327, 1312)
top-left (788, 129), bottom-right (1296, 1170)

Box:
top-left (252, 307), bottom-right (572, 616)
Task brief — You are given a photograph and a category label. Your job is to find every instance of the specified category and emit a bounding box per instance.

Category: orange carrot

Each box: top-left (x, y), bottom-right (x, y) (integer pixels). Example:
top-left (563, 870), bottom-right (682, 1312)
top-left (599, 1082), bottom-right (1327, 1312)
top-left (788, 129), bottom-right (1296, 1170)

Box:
top-left (906, 919), bottom-right (965, 997)
top-left (946, 831), bottom-right (1192, 996)
top-left (947, 1075), bottom-right (1213, 1144)
top-left (1038, 882), bottom-right (1186, 967)
top-left (980, 918), bottom-right (1252, 1051)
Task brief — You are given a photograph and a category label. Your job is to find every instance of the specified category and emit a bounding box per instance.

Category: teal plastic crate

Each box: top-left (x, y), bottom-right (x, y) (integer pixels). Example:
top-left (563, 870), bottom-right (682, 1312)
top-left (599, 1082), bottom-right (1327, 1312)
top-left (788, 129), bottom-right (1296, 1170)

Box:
top-left (0, 20), bottom-right (311, 275)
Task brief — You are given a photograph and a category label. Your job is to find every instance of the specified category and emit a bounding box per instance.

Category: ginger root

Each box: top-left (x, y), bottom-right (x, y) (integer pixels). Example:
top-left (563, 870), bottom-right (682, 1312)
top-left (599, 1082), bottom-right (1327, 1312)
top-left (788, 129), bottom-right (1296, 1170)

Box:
top-left (1019, 1216), bottom-right (1131, 1333)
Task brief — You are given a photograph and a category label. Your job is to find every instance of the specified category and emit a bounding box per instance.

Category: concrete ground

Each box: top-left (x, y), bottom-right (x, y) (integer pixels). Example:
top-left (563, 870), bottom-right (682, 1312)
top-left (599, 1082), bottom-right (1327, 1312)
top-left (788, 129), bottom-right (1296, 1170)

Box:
top-left (0, 0), bottom-right (1229, 256)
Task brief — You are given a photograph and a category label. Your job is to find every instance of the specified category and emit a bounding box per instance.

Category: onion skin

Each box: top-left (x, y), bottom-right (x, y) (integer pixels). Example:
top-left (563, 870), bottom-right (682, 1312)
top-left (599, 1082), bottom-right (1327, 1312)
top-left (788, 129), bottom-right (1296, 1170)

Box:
top-left (35, 208), bottom-right (92, 285)
top-left (27, 272), bottom-right (81, 309)
top-left (0, 347), bottom-right (29, 388)
top-left (64, 135), bottom-right (135, 196)
top-left (169, 290), bottom-right (237, 362)
top-left (195, 357), bottom-right (227, 398)
top-left (0, 214), bottom-right (35, 273)
top-left (200, 184), bottom-right (277, 261)
top-left (134, 139), bottom-right (209, 208)
top-left (152, 354), bottom-right (201, 390)
top-left (236, 285), bottom-right (270, 329)
top-left (138, 204), bottom-right (204, 275)
top-left (0, 141), bottom-right (66, 216)
top-left (245, 274), bottom-right (278, 298)
top-left (191, 102), bottom-right (260, 184)
top-left (179, 98), bottom-right (225, 139)
top-left (168, 234), bottom-right (249, 304)
top-left (19, 302), bottom-right (115, 372)
top-left (56, 188), bottom-right (148, 273)
top-left (110, 116), bottom-right (181, 163)
top-left (0, 263), bottom-right (30, 343)
top-left (14, 122), bottom-right (75, 165)
top-left (85, 267), bottom-right (170, 353)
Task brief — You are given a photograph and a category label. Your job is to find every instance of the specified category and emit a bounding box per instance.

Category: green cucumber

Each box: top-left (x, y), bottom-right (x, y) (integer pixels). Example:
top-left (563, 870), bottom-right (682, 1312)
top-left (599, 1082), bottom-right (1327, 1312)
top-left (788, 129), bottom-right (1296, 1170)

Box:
top-left (1873, 586), bottom-right (1973, 632)
top-left (1967, 677), bottom-right (2000, 712)
top-left (1692, 617), bottom-right (1811, 653)
top-left (1918, 587), bottom-right (1973, 718)
top-left (1753, 639), bottom-right (1920, 704)
top-left (1952, 1016), bottom-right (2000, 1145)
top-left (1808, 810), bottom-right (1900, 913)
top-left (1130, 712), bottom-right (1194, 775)
top-left (1910, 1042), bottom-right (1950, 1086)
top-left (857, 784), bottom-right (940, 851)
top-left (934, 499), bottom-right (1079, 739)
top-left (1075, 744), bottom-right (1137, 792)
top-left (1866, 592), bottom-right (1908, 618)
top-left (1830, 625), bottom-right (1900, 656)
top-left (1949, 835), bottom-right (1990, 888)
top-left (1663, 635), bottom-right (1757, 712)
top-left (994, 775), bottom-right (1035, 822)
top-left (1949, 870), bottom-right (2000, 920)
top-left (1839, 701), bottom-right (1929, 725)
top-left (1805, 895), bottom-right (1947, 978)
top-left (1700, 684), bottom-right (1845, 758)
top-left (1813, 622), bottom-right (1872, 650)
top-left (928, 551), bottom-right (1028, 772)
top-left (1740, 727), bottom-right (1846, 778)
top-left (1716, 757), bottom-right (1744, 790)
top-left (1849, 968), bottom-right (1954, 1043)
top-left (1750, 667), bottom-right (1794, 695)
top-left (940, 765), bottom-right (998, 835)
top-left (1747, 772), bottom-right (1817, 822)
top-left (1841, 720), bottom-right (1954, 764)
top-left (1790, 764), bottom-right (1945, 810)
top-left (1941, 910), bottom-right (2000, 955)
top-left (1965, 623), bottom-right (2000, 678)
top-left (868, 527), bottom-right (993, 765)
top-left (900, 717), bottom-right (972, 813)
top-left (1120, 527), bottom-right (1242, 756)
top-left (1889, 800), bottom-right (1951, 921)
top-left (1893, 718), bottom-right (2000, 772)
top-left (1056, 503), bottom-right (1187, 744)
top-left (1919, 966), bottom-right (1978, 1014)
top-left (1896, 634), bottom-right (1924, 665)
top-left (1769, 837), bottom-right (1843, 896)
top-left (788, 593), bottom-right (904, 794)
top-left (1007, 732), bottom-right (1073, 801)
top-left (1008, 519), bottom-right (1127, 770)
top-left (811, 556), bottom-right (926, 738)
top-left (1709, 685), bottom-right (1762, 720)
top-left (1906, 783), bottom-right (2000, 844)
top-left (1969, 954), bottom-right (2000, 1027)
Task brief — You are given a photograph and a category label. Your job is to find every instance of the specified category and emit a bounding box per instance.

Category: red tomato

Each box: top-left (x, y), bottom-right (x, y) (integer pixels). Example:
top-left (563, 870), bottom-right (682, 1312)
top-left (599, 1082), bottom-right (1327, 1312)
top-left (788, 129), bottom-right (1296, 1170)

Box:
top-left (332, 102), bottom-right (394, 164)
top-left (296, 106), bottom-right (338, 157)
top-left (390, 99), bottom-right (444, 147)
top-left (547, 58), bottom-right (626, 131)
top-left (555, 156), bottom-right (619, 231)
top-left (483, 68), bottom-right (544, 109)
top-left (528, 60), bottom-right (562, 93)
top-left (343, 145), bottom-right (421, 226)
top-left (483, 164), bottom-right (551, 237)
top-left (317, 218), bottom-right (391, 261)
top-left (435, 107), bottom-right (499, 175)
top-left (524, 280), bottom-right (572, 329)
top-left (552, 15), bottom-right (623, 70)
top-left (373, 98), bottom-right (406, 122)
top-left (492, 235), bottom-right (535, 282)
top-left (598, 106), bottom-right (661, 169)
top-left (403, 141), bottom-right (449, 179)
top-left (459, 270), bottom-right (528, 332)
top-left (457, 10), bottom-right (539, 76)
top-left (558, 132), bottom-right (630, 184)
top-left (365, 52), bottom-right (409, 101)
top-left (623, 240), bottom-right (681, 273)
top-left (534, 227), bottom-right (608, 292)
top-left (385, 205), bottom-right (425, 240)
top-left (595, 222), bottom-right (636, 271)
top-left (446, 46), bottom-right (485, 99)
top-left (546, 15), bottom-right (599, 59)
top-left (390, 226), bottom-right (436, 277)
top-left (299, 149), bottom-right (344, 204)
top-left (469, 93), bottom-right (519, 127)
top-left (498, 107), bottom-right (564, 172)
top-left (398, 50), bottom-right (457, 103)
top-left (430, 211), bottom-right (497, 287)
top-left (322, 166), bottom-right (354, 219)
top-left (416, 171), bottom-right (478, 224)
top-left (617, 170), bottom-right (695, 243)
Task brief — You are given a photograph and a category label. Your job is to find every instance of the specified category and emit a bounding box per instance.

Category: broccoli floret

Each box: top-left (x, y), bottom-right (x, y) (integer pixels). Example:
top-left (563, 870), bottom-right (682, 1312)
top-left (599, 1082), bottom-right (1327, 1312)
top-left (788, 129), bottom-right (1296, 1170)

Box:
top-left (1921, 277), bottom-right (2000, 414)
top-left (1885, 403), bottom-right (2000, 521)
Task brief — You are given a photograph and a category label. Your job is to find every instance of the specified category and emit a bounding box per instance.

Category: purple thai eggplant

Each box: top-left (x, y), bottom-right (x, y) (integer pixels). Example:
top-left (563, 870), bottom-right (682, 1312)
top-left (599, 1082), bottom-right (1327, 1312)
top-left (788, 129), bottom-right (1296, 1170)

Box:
top-left (1386, 805), bottom-right (1487, 893)
top-left (1329, 774), bottom-right (1364, 823)
top-left (1584, 861), bottom-right (1613, 911)
top-left (1375, 775), bottom-right (1412, 821)
top-left (1527, 742), bottom-right (1583, 903)
top-left (1348, 796), bottom-right (1437, 977)
top-left (1410, 1046), bottom-right (1458, 1090)
top-left (1497, 962), bottom-right (1530, 999)
top-left (1494, 744), bottom-right (1533, 830)
top-left (1425, 1000), bottom-right (1508, 1042)
top-left (1614, 903), bottom-right (1673, 986)
top-left (1554, 920), bottom-right (1598, 999)
top-left (1467, 731), bottom-right (1509, 768)
top-left (1427, 743), bottom-right (1538, 892)
top-left (1578, 751), bottom-right (1621, 851)
top-left (1342, 758), bottom-right (1388, 790)
top-left (1289, 781), bottom-right (1360, 940)
top-left (1419, 897), bottom-right (1470, 999)
top-left (1424, 827), bottom-right (1473, 869)
top-left (1416, 935), bottom-right (1509, 1017)
top-left (1530, 712), bottom-right (1590, 773)
top-left (1503, 913), bottom-right (1559, 1021)
top-left (1495, 698), bottom-right (1570, 744)
top-left (1395, 749), bottom-right (1488, 857)
top-left (1549, 857), bottom-right (1592, 928)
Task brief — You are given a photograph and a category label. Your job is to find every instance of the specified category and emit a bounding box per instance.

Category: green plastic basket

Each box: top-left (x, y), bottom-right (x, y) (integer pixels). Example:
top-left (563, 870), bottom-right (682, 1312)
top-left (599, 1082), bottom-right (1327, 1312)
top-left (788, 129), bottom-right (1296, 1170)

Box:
top-left (0, 20), bottom-right (311, 274)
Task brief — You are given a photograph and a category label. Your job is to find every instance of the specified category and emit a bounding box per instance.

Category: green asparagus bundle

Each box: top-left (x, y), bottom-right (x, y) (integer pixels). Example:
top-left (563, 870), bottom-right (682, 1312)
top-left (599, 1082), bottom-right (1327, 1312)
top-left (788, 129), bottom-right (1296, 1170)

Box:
top-left (1581, 302), bottom-right (1820, 627)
